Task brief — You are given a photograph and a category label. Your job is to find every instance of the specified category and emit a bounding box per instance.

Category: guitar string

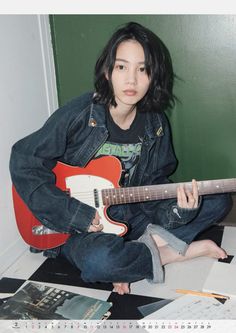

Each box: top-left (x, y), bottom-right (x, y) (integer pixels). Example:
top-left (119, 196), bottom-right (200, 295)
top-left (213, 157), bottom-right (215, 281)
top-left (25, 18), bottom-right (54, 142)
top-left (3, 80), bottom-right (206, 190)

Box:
top-left (67, 178), bottom-right (236, 197)
top-left (68, 181), bottom-right (236, 197)
top-left (68, 183), bottom-right (236, 203)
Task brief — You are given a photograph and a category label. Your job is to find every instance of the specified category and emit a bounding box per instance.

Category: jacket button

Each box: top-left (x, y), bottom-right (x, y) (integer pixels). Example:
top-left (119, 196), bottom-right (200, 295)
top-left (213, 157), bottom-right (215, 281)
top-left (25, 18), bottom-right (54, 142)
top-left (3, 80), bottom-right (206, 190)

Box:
top-left (89, 118), bottom-right (97, 127)
top-left (156, 126), bottom-right (163, 136)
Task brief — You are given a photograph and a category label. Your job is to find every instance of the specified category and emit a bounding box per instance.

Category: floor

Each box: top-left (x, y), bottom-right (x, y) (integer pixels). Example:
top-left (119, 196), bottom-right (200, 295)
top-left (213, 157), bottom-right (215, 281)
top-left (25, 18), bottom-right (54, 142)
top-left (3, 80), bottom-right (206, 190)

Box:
top-left (0, 195), bottom-right (235, 321)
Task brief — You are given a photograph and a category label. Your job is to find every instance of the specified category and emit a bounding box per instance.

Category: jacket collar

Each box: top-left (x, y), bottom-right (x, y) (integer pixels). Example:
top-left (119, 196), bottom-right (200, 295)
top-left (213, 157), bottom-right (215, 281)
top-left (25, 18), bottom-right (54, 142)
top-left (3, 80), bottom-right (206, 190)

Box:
top-left (88, 99), bottom-right (164, 139)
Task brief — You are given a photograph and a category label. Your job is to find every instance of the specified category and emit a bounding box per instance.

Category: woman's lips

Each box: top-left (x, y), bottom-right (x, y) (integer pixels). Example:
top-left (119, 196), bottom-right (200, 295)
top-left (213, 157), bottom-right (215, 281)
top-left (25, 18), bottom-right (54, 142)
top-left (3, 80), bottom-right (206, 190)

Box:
top-left (123, 90), bottom-right (137, 96)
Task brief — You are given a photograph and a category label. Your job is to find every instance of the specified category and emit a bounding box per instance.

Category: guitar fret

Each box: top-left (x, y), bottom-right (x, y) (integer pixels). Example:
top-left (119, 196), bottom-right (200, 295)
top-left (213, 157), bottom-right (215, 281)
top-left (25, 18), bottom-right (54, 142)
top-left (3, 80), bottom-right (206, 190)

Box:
top-left (198, 179), bottom-right (236, 195)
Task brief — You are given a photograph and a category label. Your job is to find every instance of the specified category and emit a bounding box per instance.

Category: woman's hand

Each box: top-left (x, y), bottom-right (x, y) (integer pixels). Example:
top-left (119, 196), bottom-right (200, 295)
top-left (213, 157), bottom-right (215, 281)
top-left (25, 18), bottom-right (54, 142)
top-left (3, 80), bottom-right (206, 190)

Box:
top-left (88, 211), bottom-right (103, 232)
top-left (177, 179), bottom-right (199, 209)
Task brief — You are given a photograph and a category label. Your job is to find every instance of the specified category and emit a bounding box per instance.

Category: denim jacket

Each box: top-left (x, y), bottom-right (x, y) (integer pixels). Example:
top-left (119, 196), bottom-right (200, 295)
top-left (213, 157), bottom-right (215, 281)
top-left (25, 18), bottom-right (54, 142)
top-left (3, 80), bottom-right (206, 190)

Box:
top-left (10, 92), bottom-right (200, 239)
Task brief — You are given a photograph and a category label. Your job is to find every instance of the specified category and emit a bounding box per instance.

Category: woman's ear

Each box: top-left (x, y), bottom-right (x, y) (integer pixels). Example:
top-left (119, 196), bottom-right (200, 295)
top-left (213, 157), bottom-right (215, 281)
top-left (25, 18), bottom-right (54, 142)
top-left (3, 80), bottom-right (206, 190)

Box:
top-left (105, 71), bottom-right (109, 80)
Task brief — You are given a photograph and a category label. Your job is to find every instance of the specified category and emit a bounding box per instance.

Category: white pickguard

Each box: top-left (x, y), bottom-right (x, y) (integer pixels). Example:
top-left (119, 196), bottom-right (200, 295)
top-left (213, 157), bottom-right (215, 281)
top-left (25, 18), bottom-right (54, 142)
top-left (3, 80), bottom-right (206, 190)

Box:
top-left (65, 174), bottom-right (126, 235)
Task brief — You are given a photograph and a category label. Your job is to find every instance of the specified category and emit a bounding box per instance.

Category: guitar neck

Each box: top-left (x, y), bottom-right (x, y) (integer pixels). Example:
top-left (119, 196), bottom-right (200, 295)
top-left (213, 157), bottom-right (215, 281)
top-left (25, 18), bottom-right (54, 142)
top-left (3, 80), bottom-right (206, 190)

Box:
top-left (102, 178), bottom-right (236, 205)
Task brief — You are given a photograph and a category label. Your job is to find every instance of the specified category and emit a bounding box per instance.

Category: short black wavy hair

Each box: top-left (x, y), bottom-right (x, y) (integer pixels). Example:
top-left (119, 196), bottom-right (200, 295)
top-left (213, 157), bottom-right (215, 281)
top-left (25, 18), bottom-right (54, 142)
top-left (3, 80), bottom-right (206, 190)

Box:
top-left (93, 22), bottom-right (176, 113)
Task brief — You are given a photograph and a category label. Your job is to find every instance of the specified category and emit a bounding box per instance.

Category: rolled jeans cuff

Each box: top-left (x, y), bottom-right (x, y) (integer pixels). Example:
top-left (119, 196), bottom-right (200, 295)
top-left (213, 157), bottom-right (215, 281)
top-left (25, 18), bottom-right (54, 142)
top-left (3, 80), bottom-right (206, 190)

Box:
top-left (146, 224), bottom-right (189, 255)
top-left (137, 228), bottom-right (164, 284)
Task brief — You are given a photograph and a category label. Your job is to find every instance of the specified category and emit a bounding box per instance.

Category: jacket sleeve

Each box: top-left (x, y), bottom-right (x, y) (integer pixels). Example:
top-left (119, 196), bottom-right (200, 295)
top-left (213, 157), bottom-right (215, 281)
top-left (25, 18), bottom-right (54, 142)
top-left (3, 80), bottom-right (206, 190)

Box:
top-left (9, 99), bottom-right (96, 234)
top-left (131, 112), bottom-right (201, 229)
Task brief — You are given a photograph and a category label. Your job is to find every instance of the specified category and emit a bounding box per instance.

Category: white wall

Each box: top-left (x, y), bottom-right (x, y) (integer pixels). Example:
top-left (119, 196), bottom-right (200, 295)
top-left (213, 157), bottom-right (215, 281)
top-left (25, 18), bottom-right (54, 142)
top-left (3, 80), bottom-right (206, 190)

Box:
top-left (0, 15), bottom-right (58, 275)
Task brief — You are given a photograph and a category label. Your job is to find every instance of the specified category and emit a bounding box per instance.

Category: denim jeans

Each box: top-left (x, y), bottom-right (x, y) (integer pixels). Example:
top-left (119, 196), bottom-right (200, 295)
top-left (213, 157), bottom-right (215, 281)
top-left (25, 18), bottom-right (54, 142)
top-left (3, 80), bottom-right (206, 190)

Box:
top-left (61, 193), bottom-right (232, 284)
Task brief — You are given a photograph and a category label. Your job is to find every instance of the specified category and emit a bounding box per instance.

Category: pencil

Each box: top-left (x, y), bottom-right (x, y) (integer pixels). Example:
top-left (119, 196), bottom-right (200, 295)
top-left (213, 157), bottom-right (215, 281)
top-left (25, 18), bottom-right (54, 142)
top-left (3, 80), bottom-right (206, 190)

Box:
top-left (175, 289), bottom-right (230, 300)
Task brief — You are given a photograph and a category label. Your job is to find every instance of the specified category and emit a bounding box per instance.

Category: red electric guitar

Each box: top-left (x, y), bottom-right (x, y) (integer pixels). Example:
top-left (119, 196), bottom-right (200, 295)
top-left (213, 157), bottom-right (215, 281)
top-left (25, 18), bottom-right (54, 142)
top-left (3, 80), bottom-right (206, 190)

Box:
top-left (12, 155), bottom-right (236, 250)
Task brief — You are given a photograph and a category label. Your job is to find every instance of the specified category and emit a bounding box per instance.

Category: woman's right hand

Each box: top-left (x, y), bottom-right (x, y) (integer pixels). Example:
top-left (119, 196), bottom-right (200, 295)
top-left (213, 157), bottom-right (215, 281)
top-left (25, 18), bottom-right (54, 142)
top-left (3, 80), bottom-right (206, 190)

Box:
top-left (88, 211), bottom-right (103, 232)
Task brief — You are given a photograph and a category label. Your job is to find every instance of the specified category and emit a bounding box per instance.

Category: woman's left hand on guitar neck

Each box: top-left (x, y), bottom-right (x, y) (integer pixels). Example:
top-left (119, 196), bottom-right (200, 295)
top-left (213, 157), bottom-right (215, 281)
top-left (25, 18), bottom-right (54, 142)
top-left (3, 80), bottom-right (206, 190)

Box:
top-left (177, 179), bottom-right (199, 209)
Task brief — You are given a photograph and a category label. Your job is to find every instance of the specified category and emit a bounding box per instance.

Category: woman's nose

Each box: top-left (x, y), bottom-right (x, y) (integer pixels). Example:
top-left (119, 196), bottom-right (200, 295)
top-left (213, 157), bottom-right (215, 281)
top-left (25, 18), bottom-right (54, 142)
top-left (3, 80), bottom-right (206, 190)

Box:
top-left (126, 69), bottom-right (137, 85)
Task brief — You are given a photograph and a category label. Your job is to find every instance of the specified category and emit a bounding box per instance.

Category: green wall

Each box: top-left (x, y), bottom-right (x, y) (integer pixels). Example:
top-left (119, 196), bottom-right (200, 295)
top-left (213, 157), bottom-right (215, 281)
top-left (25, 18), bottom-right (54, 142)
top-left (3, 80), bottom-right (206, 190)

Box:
top-left (50, 15), bottom-right (236, 182)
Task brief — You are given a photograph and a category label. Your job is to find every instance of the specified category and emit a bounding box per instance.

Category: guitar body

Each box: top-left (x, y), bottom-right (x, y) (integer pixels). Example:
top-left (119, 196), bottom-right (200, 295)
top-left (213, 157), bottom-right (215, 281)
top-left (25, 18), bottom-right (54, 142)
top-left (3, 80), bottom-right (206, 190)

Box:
top-left (12, 156), bottom-right (128, 250)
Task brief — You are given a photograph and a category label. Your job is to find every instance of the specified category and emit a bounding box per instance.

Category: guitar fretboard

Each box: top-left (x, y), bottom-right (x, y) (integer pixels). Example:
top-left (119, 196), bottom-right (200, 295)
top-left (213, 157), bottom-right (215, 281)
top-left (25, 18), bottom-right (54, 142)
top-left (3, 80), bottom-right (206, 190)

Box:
top-left (102, 178), bottom-right (236, 205)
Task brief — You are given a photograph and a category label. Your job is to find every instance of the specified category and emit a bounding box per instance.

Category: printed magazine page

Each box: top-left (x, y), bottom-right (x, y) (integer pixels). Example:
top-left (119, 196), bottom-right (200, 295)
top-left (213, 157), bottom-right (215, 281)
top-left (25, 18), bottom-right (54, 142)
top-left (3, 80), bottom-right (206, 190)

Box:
top-left (0, 282), bottom-right (112, 320)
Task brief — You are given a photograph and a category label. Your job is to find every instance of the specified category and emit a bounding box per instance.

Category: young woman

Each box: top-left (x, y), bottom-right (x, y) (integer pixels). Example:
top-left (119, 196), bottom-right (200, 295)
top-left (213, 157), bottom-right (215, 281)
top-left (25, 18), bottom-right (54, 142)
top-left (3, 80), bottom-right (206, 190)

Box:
top-left (10, 22), bottom-right (232, 295)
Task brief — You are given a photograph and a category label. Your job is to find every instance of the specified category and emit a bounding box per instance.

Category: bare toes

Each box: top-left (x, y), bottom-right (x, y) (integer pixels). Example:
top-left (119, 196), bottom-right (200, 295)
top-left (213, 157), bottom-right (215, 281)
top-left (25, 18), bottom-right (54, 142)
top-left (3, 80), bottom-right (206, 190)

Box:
top-left (113, 282), bottom-right (130, 295)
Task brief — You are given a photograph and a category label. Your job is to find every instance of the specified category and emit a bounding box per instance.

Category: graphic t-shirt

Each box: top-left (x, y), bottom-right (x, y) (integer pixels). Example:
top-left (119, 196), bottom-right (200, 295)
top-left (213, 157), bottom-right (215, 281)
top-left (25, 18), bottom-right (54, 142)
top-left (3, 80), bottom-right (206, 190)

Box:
top-left (95, 110), bottom-right (146, 186)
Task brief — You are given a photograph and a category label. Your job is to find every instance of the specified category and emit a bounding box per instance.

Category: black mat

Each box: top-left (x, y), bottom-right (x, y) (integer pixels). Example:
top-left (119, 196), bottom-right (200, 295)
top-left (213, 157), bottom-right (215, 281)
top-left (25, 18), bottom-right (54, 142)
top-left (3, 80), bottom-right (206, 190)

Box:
top-left (29, 256), bottom-right (113, 291)
top-left (0, 277), bottom-right (25, 293)
top-left (195, 225), bottom-right (224, 246)
top-left (107, 292), bottom-right (162, 319)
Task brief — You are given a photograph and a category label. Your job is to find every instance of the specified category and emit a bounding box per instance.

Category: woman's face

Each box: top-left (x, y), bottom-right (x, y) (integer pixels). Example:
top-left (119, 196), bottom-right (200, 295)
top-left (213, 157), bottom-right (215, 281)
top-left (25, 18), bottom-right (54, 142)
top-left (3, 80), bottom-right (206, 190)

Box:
top-left (110, 40), bottom-right (150, 110)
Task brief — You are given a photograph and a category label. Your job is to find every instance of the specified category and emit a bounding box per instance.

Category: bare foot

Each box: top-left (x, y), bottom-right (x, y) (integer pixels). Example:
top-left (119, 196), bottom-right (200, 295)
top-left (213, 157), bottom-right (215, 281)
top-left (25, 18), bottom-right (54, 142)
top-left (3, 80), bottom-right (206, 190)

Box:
top-left (156, 239), bottom-right (227, 266)
top-left (183, 239), bottom-right (227, 260)
top-left (113, 282), bottom-right (130, 295)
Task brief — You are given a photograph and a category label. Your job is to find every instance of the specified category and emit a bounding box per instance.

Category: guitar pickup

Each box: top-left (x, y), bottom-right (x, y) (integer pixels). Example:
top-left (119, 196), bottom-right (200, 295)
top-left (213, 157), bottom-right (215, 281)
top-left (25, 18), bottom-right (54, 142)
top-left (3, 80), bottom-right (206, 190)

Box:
top-left (93, 189), bottom-right (99, 208)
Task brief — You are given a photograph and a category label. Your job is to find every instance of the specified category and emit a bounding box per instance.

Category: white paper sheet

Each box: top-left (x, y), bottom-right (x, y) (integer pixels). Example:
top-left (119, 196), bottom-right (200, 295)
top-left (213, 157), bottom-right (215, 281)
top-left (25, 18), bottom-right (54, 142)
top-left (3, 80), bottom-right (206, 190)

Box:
top-left (202, 261), bottom-right (236, 298)
top-left (142, 294), bottom-right (236, 320)
top-left (221, 226), bottom-right (236, 255)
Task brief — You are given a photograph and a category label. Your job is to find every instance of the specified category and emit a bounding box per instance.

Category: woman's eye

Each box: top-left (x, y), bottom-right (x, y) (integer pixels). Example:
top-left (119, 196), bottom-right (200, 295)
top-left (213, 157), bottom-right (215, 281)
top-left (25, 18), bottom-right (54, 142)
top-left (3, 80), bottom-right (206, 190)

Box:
top-left (117, 65), bottom-right (125, 70)
top-left (139, 67), bottom-right (146, 73)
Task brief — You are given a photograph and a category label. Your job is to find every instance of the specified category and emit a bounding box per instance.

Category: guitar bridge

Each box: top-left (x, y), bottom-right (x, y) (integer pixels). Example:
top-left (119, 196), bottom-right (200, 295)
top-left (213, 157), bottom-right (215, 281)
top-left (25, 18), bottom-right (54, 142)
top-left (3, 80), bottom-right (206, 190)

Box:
top-left (32, 225), bottom-right (59, 235)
